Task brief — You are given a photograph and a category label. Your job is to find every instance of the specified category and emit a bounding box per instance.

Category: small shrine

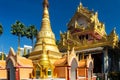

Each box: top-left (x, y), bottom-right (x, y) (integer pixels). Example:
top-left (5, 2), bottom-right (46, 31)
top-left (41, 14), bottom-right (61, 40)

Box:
top-left (77, 54), bottom-right (95, 80)
top-left (6, 48), bottom-right (33, 80)
top-left (54, 48), bottom-right (78, 80)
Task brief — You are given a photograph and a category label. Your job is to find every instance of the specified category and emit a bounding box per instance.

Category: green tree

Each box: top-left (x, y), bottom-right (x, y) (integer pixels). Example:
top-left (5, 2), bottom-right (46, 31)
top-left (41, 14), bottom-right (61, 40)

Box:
top-left (11, 21), bottom-right (26, 55)
top-left (25, 25), bottom-right (38, 47)
top-left (0, 24), bottom-right (3, 36)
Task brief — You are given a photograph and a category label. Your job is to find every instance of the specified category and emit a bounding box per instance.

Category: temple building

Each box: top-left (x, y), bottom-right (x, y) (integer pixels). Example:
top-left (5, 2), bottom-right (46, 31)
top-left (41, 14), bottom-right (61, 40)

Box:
top-left (6, 48), bottom-right (33, 80)
top-left (58, 2), bottom-right (119, 80)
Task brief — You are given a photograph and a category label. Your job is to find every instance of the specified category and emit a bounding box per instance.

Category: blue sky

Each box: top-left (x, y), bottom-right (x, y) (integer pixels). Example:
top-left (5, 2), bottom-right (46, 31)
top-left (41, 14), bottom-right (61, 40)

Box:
top-left (0, 0), bottom-right (120, 54)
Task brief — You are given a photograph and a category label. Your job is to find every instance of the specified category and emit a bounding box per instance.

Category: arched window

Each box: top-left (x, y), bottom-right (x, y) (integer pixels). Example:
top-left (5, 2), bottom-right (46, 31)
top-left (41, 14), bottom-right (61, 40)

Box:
top-left (7, 59), bottom-right (16, 80)
top-left (71, 58), bottom-right (78, 80)
top-left (48, 68), bottom-right (52, 77)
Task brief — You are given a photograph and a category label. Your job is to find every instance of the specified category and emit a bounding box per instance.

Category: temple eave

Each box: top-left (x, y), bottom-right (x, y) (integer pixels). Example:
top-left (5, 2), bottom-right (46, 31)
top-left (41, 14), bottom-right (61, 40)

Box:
top-left (75, 41), bottom-right (116, 51)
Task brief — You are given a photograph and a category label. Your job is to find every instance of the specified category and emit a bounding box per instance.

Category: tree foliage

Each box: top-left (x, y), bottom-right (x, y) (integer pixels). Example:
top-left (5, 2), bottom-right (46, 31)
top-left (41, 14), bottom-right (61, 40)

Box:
top-left (11, 21), bottom-right (25, 37)
top-left (25, 25), bottom-right (38, 47)
top-left (11, 21), bottom-right (26, 47)
top-left (11, 21), bottom-right (38, 54)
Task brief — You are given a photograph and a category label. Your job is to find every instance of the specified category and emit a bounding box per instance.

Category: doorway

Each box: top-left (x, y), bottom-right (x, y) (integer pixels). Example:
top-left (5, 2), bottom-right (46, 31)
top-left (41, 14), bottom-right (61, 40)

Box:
top-left (48, 68), bottom-right (52, 77)
top-left (71, 58), bottom-right (78, 80)
top-left (7, 60), bottom-right (16, 80)
top-left (92, 53), bottom-right (102, 73)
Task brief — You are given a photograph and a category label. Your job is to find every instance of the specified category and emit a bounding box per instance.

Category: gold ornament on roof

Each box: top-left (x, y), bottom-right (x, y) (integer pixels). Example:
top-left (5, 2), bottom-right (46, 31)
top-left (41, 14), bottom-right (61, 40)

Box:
top-left (43, 0), bottom-right (49, 8)
top-left (1, 52), bottom-right (4, 60)
top-left (59, 2), bottom-right (119, 51)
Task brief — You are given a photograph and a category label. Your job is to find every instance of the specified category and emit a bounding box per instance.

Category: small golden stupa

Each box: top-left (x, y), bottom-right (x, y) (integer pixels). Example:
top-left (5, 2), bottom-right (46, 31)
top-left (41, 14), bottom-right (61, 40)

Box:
top-left (29, 0), bottom-right (62, 78)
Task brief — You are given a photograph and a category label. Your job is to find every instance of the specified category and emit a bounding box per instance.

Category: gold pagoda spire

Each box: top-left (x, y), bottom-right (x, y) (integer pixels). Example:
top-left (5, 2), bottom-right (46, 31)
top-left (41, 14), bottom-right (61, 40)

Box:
top-left (43, 0), bottom-right (49, 8)
top-left (32, 0), bottom-right (59, 53)
top-left (40, 0), bottom-right (52, 31)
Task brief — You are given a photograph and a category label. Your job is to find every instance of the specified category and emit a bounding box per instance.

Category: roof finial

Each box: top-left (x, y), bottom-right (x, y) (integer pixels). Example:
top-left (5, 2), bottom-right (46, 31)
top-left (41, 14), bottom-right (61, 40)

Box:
top-left (80, 2), bottom-right (83, 7)
top-left (43, 0), bottom-right (49, 8)
top-left (80, 2), bottom-right (82, 6)
top-left (1, 52), bottom-right (4, 60)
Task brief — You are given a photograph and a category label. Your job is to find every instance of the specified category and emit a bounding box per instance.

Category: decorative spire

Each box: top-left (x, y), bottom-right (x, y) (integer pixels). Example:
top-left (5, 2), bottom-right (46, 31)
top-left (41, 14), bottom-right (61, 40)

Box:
top-left (41, 0), bottom-right (51, 31)
top-left (31, 0), bottom-right (59, 53)
top-left (77, 2), bottom-right (83, 12)
top-left (95, 12), bottom-right (98, 18)
top-left (1, 52), bottom-right (4, 60)
top-left (43, 0), bottom-right (49, 8)
top-left (111, 27), bottom-right (117, 36)
top-left (80, 2), bottom-right (82, 7)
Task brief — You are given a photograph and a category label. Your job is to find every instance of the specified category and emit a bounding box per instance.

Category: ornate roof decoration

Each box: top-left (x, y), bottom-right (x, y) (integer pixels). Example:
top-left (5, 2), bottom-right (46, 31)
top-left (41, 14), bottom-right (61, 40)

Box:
top-left (59, 2), bottom-right (119, 52)
top-left (67, 3), bottom-right (107, 37)
top-left (77, 2), bottom-right (94, 18)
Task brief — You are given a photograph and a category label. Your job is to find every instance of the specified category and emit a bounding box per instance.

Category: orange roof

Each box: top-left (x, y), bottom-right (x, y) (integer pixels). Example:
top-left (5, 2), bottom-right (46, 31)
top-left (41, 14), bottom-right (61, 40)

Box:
top-left (7, 47), bottom-right (33, 68)
top-left (54, 55), bottom-right (68, 66)
top-left (0, 60), bottom-right (6, 69)
top-left (78, 59), bottom-right (86, 68)
top-left (78, 54), bottom-right (93, 68)
top-left (17, 55), bottom-right (33, 67)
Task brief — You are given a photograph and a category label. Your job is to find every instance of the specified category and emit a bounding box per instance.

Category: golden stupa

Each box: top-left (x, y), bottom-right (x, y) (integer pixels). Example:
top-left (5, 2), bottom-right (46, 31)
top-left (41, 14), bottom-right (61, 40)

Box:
top-left (29, 0), bottom-right (62, 78)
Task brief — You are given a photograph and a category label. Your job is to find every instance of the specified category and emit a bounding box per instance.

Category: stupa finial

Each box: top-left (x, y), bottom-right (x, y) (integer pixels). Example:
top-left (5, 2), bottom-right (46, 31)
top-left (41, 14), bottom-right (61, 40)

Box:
top-left (43, 0), bottom-right (49, 8)
top-left (80, 2), bottom-right (82, 6)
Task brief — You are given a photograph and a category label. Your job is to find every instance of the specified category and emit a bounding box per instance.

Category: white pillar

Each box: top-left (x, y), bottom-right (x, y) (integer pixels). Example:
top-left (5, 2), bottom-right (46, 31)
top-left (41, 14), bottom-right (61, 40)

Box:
top-left (103, 48), bottom-right (108, 80)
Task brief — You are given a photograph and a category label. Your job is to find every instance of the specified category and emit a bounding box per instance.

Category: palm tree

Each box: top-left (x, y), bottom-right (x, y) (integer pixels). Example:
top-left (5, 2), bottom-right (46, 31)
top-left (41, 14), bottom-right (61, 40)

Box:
top-left (0, 24), bottom-right (3, 36)
top-left (11, 21), bottom-right (26, 55)
top-left (25, 25), bottom-right (38, 47)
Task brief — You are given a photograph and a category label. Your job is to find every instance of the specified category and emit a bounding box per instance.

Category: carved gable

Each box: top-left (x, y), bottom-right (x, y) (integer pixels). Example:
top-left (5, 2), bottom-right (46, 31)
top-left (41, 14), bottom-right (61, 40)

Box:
top-left (67, 3), bottom-right (94, 30)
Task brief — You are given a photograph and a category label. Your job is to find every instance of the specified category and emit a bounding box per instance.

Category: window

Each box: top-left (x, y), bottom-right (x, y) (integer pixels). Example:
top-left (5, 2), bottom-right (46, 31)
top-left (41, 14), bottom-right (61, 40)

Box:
top-left (48, 69), bottom-right (52, 77)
